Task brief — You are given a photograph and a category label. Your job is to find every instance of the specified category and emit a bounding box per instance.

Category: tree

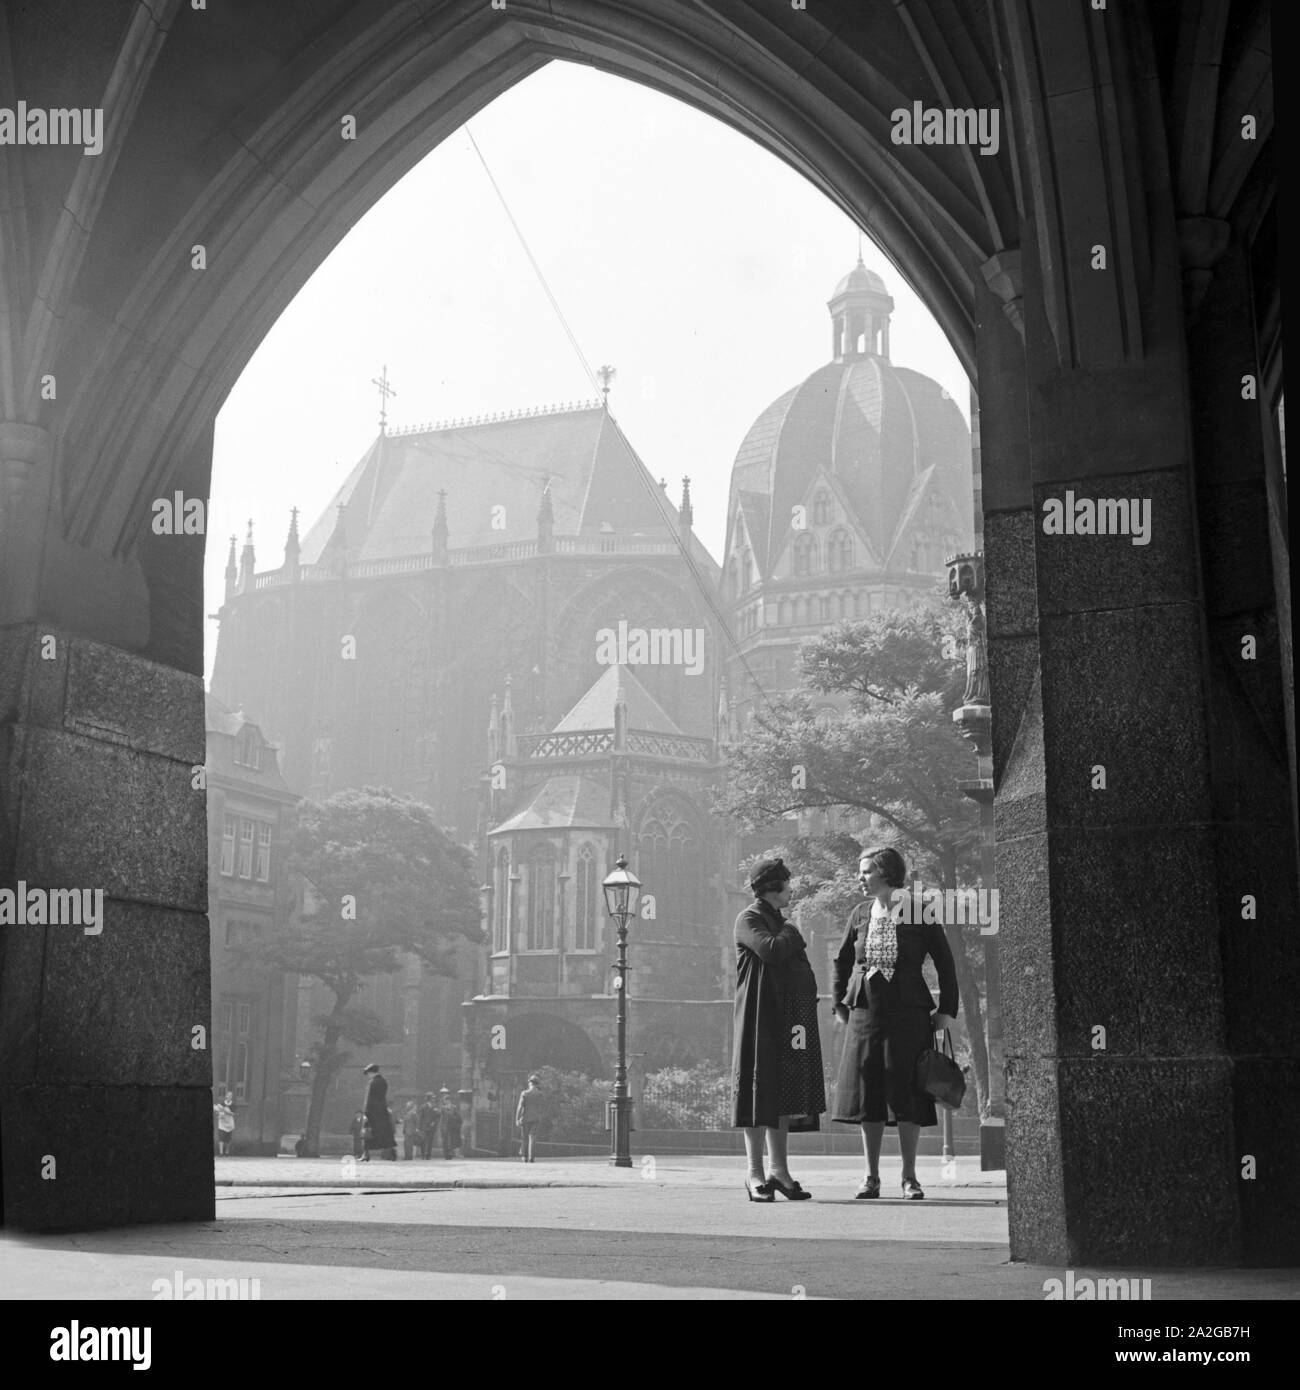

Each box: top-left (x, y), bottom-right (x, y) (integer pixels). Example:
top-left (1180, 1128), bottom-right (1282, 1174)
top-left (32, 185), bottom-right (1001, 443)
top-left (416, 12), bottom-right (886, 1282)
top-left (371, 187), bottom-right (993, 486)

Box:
top-left (240, 787), bottom-right (481, 1155)
top-left (713, 598), bottom-right (994, 1115)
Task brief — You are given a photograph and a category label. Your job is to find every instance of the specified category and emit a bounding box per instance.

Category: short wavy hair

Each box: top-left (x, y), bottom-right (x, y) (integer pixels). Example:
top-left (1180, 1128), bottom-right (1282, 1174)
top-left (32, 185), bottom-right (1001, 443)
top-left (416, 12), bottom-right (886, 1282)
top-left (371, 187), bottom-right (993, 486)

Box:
top-left (859, 844), bottom-right (907, 889)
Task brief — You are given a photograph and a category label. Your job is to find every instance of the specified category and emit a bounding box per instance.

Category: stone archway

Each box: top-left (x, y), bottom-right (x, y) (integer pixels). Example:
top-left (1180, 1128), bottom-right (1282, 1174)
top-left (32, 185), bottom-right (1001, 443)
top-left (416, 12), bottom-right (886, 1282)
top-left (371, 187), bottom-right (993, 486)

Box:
top-left (503, 1012), bottom-right (607, 1080)
top-left (0, 1), bottom-right (1290, 1265)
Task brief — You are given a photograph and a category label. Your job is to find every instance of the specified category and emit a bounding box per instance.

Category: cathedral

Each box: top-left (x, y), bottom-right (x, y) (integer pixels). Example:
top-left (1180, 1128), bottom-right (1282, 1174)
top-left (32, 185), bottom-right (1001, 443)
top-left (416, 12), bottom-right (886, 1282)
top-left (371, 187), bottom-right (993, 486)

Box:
top-left (208, 262), bottom-right (973, 1141)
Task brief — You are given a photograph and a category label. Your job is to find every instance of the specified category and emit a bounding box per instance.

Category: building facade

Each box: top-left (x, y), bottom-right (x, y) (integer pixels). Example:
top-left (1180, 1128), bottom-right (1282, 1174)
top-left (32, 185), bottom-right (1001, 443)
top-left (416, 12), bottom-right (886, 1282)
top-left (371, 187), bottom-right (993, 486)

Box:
top-left (205, 696), bottom-right (299, 1154)
top-left (206, 265), bottom-right (976, 1122)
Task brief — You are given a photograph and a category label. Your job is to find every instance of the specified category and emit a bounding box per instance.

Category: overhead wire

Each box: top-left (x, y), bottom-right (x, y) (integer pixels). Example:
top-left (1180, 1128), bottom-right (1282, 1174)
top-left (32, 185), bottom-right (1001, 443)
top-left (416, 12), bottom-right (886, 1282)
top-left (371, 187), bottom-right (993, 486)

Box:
top-left (463, 124), bottom-right (772, 711)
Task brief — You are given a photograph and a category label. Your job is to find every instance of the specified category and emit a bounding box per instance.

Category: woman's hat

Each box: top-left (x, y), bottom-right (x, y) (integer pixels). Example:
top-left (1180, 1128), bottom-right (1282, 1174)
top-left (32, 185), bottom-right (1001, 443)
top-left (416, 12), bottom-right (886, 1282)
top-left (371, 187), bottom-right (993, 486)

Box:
top-left (528, 1074), bottom-right (541, 1084)
top-left (362, 1063), bottom-right (380, 1074)
top-left (749, 857), bottom-right (790, 892)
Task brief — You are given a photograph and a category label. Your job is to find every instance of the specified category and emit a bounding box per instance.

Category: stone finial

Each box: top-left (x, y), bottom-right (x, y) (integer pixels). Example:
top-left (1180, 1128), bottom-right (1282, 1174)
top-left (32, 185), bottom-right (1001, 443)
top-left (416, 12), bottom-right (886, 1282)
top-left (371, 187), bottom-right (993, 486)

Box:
top-left (284, 506), bottom-right (301, 576)
top-left (224, 534), bottom-right (238, 602)
top-left (537, 477), bottom-right (554, 554)
top-left (679, 476), bottom-right (693, 531)
top-left (238, 520), bottom-right (256, 593)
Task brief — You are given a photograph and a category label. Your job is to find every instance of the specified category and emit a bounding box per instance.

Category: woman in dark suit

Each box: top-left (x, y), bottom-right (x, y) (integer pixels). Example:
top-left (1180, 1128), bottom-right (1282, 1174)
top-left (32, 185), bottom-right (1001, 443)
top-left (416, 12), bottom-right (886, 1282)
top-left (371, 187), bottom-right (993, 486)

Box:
top-left (732, 858), bottom-right (825, 1201)
top-left (832, 846), bottom-right (958, 1199)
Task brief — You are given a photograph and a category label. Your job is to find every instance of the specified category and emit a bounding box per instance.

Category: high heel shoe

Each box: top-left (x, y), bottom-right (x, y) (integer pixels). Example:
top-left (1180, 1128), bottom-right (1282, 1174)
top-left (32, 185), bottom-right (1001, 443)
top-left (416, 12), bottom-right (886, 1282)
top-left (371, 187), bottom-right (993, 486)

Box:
top-left (901, 1177), bottom-right (925, 1199)
top-left (766, 1175), bottom-right (811, 1200)
top-left (855, 1176), bottom-right (880, 1199)
top-left (745, 1177), bottom-right (774, 1202)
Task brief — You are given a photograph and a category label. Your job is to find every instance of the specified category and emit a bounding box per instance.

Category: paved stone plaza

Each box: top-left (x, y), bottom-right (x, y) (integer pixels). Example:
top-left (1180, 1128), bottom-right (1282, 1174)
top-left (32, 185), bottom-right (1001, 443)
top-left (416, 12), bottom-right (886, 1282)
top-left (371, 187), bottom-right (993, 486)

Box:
top-left (2, 1158), bottom-right (1294, 1301)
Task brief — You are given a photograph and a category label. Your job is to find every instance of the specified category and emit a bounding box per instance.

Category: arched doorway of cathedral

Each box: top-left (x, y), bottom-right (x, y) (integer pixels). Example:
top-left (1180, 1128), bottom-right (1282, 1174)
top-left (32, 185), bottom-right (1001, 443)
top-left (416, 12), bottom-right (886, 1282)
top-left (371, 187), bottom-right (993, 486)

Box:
top-left (500, 1014), bottom-right (607, 1081)
top-left (2, 2), bottom-right (1288, 1269)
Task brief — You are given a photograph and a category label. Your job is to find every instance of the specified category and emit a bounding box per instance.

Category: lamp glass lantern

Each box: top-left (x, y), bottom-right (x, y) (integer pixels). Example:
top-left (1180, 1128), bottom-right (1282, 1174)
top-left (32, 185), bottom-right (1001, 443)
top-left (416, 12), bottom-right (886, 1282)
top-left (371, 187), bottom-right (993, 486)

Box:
top-left (602, 855), bottom-right (641, 925)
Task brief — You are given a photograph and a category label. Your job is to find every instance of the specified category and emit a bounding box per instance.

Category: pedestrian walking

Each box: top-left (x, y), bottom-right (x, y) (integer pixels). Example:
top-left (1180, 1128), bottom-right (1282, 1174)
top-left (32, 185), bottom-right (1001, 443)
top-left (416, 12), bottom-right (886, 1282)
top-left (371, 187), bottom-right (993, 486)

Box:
top-left (439, 1088), bottom-right (462, 1159)
top-left (361, 1063), bottom-right (397, 1161)
top-left (831, 846), bottom-right (958, 1200)
top-left (213, 1094), bottom-right (236, 1157)
top-left (516, 1075), bottom-right (545, 1162)
top-left (349, 1111), bottom-right (365, 1159)
top-left (402, 1100), bottom-right (420, 1160)
top-left (418, 1092), bottom-right (439, 1159)
top-left (732, 857), bottom-right (825, 1202)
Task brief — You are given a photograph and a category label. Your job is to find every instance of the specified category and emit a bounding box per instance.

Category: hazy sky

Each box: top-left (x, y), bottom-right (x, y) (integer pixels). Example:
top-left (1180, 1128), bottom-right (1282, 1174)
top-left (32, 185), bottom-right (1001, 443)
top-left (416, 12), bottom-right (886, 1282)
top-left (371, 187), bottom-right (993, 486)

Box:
top-left (206, 62), bottom-right (969, 678)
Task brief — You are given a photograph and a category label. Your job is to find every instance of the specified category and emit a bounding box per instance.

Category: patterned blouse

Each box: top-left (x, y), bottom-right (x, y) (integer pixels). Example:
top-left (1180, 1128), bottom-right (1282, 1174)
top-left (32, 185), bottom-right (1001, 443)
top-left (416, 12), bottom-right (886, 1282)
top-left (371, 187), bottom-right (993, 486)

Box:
top-left (862, 900), bottom-right (898, 981)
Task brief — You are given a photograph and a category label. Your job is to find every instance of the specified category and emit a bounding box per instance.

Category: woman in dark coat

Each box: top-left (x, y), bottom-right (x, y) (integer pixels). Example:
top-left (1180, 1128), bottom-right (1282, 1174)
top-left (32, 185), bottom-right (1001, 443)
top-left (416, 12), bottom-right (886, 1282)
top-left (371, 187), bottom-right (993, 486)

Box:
top-left (832, 846), bottom-right (958, 1199)
top-left (361, 1063), bottom-right (396, 1161)
top-left (732, 857), bottom-right (825, 1201)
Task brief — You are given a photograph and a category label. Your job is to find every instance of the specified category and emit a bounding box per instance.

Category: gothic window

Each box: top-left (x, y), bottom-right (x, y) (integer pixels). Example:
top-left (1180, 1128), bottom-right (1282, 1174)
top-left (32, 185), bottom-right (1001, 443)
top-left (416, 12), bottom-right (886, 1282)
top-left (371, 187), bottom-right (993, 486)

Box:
top-left (526, 846), bottom-right (556, 951)
top-left (574, 844), bottom-right (598, 951)
top-left (638, 803), bottom-right (703, 939)
top-left (827, 530), bottom-right (853, 572)
top-left (793, 533), bottom-right (817, 577)
top-left (812, 491), bottom-right (831, 526)
top-left (493, 848), bottom-right (510, 953)
top-left (359, 600), bottom-right (429, 792)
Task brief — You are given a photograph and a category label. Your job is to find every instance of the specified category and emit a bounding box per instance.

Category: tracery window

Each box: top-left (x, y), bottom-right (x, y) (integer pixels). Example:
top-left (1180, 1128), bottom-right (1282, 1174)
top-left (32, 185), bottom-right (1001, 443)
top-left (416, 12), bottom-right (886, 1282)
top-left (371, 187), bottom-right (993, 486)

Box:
top-left (638, 803), bottom-right (703, 939)
top-left (574, 844), bottom-right (598, 951)
top-left (793, 533), bottom-right (817, 577)
top-left (525, 846), bottom-right (556, 951)
top-left (827, 529), bottom-right (853, 572)
top-left (493, 848), bottom-right (510, 953)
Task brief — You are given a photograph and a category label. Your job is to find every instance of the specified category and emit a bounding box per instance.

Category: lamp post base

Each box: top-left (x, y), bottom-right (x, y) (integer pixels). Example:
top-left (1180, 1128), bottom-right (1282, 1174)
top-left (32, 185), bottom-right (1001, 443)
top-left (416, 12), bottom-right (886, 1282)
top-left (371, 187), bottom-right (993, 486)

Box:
top-left (610, 1096), bottom-right (633, 1168)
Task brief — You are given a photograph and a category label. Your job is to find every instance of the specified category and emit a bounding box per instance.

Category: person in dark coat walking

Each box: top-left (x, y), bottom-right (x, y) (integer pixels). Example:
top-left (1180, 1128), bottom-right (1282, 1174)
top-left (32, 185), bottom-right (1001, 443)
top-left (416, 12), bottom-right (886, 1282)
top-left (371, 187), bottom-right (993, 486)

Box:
top-left (418, 1092), bottom-right (439, 1159)
top-left (732, 857), bottom-right (825, 1202)
top-left (361, 1063), bottom-right (396, 1161)
top-left (831, 846), bottom-right (958, 1200)
top-left (439, 1088), bottom-right (462, 1158)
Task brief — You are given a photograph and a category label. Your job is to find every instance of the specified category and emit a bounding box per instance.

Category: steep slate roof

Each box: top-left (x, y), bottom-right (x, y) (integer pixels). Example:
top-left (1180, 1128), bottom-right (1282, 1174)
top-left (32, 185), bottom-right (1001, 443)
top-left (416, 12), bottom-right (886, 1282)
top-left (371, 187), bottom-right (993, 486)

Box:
top-left (488, 774), bottom-right (611, 833)
top-left (298, 406), bottom-right (717, 574)
top-left (553, 664), bottom-right (683, 735)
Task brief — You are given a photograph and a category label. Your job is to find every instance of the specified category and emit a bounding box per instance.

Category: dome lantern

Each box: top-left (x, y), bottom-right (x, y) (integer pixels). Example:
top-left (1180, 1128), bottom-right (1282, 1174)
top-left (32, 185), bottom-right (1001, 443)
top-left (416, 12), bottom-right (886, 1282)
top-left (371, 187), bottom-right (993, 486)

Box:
top-left (828, 257), bottom-right (895, 362)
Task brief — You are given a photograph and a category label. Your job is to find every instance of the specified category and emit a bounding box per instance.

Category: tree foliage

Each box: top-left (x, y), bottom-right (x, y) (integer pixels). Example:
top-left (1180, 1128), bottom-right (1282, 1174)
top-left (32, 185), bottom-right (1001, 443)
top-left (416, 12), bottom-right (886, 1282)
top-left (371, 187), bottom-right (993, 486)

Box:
top-left (713, 598), bottom-right (994, 1113)
top-left (239, 786), bottom-right (481, 1154)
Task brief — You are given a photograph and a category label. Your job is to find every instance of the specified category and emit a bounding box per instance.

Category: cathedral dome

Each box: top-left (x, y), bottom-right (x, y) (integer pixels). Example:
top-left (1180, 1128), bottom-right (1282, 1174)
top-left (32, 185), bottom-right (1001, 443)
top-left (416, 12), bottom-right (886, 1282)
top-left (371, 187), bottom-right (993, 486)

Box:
top-left (830, 261), bottom-right (887, 299)
top-left (726, 264), bottom-right (972, 577)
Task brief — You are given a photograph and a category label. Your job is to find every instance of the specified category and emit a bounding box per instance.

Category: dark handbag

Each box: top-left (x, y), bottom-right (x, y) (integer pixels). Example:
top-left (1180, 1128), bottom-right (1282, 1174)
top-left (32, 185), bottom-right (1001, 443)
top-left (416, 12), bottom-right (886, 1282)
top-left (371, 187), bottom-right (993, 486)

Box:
top-left (915, 1028), bottom-right (966, 1110)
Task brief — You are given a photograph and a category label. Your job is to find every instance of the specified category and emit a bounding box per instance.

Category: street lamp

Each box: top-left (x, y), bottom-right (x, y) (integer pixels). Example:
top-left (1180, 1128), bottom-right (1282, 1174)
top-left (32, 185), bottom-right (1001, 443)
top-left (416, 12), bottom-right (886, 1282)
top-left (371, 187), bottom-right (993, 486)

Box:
top-left (602, 854), bottom-right (641, 1169)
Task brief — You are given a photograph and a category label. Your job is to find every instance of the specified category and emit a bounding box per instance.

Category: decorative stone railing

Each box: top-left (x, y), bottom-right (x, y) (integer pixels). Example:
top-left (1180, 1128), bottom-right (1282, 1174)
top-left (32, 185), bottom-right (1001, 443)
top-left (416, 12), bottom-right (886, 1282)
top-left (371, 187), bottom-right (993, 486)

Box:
top-left (513, 727), bottom-right (713, 762)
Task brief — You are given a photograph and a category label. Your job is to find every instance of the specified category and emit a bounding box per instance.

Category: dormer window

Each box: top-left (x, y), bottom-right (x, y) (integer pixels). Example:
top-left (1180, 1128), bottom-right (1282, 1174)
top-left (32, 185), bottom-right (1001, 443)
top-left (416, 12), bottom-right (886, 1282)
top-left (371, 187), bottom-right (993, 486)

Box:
top-left (234, 726), bottom-right (262, 769)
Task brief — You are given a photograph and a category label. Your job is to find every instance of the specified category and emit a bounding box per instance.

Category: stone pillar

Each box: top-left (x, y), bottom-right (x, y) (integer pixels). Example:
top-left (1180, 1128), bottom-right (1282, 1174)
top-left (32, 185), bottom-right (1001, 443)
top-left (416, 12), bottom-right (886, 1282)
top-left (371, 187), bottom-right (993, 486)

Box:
top-left (983, 199), bottom-right (1298, 1263)
top-left (0, 627), bottom-right (213, 1229)
top-left (1, 411), bottom-right (215, 1229)
top-left (1184, 234), bottom-right (1299, 1265)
